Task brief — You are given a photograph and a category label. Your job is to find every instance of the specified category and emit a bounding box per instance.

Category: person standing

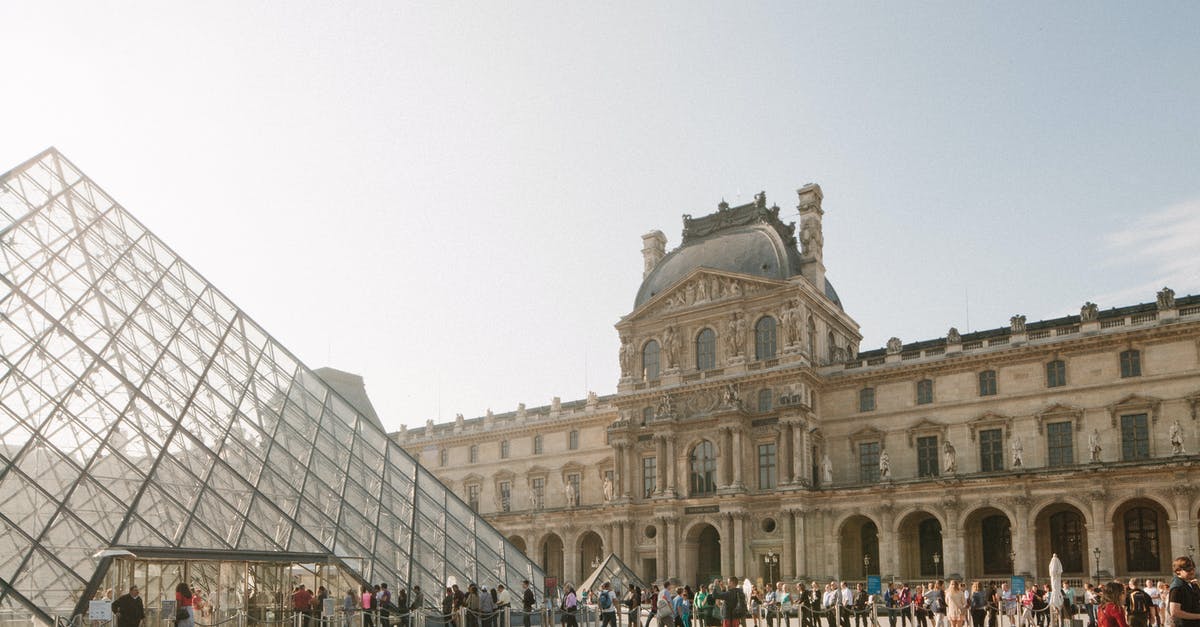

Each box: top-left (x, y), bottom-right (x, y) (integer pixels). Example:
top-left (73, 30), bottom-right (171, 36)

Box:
top-left (968, 583), bottom-right (987, 627)
top-left (176, 583), bottom-right (195, 627)
top-left (944, 581), bottom-right (964, 627)
top-left (343, 589), bottom-right (357, 627)
top-left (522, 580), bottom-right (537, 627)
top-left (599, 582), bottom-right (619, 627)
top-left (1129, 579), bottom-right (1154, 627)
top-left (1169, 556), bottom-right (1200, 627)
top-left (112, 586), bottom-right (145, 627)
top-left (363, 586), bottom-right (377, 627)
top-left (1098, 583), bottom-right (1128, 627)
top-left (562, 584), bottom-right (579, 627)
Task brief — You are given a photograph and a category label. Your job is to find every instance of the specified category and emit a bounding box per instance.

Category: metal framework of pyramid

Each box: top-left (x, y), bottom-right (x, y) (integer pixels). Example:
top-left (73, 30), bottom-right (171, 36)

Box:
top-left (0, 148), bottom-right (544, 621)
top-left (577, 553), bottom-right (646, 597)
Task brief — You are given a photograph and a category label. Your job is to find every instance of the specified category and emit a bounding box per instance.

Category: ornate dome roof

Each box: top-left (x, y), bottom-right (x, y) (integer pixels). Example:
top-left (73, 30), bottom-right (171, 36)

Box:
top-left (634, 194), bottom-right (842, 310)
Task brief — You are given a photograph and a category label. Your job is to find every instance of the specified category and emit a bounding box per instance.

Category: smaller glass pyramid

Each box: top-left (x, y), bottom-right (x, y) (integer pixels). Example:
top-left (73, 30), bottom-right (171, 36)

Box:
top-left (0, 148), bottom-right (544, 621)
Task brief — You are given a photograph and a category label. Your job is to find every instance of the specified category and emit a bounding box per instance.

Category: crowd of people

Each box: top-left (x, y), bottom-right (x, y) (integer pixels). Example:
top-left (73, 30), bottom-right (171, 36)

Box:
top-left (104, 556), bottom-right (1200, 627)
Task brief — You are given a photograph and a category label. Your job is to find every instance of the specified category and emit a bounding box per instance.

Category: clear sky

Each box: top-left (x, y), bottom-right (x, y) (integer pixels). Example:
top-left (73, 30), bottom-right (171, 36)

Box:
top-left (2, 2), bottom-right (1198, 431)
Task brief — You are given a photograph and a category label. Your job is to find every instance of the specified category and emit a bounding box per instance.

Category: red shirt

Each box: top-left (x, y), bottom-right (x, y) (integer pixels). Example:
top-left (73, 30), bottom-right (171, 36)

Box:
top-left (1098, 603), bottom-right (1128, 627)
top-left (294, 589), bottom-right (313, 611)
top-left (176, 592), bottom-right (193, 608)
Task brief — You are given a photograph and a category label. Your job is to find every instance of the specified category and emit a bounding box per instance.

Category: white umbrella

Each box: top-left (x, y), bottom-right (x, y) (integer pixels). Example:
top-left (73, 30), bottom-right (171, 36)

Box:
top-left (1048, 554), bottom-right (1064, 612)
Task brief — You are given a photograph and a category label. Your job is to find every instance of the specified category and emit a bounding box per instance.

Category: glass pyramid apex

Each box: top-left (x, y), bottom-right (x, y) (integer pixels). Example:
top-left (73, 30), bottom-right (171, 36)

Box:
top-left (0, 148), bottom-right (544, 621)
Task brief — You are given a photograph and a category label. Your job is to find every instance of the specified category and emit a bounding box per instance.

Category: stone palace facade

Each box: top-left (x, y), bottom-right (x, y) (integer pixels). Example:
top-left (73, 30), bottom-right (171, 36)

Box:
top-left (393, 186), bottom-right (1200, 588)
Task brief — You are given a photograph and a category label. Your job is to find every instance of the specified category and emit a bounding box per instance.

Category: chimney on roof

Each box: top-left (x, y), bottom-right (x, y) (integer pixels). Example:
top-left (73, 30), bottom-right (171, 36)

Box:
top-left (641, 231), bottom-right (667, 279)
top-left (797, 184), bottom-right (825, 294)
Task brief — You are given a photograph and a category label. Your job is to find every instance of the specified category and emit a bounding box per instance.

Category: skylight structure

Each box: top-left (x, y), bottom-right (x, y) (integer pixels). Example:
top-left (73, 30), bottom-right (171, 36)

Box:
top-left (0, 148), bottom-right (543, 622)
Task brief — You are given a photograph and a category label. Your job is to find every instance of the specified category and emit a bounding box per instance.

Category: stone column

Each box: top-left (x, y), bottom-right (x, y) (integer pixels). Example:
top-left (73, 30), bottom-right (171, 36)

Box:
top-left (614, 444), bottom-right (626, 498)
top-left (941, 500), bottom-right (964, 578)
top-left (656, 517), bottom-right (668, 580)
top-left (656, 436), bottom-right (667, 495)
top-left (734, 513), bottom-right (747, 576)
top-left (1171, 485), bottom-right (1197, 566)
top-left (780, 422), bottom-right (794, 485)
top-left (623, 520), bottom-right (635, 563)
top-left (792, 421), bottom-right (805, 483)
top-left (1011, 496), bottom-right (1033, 576)
top-left (732, 428), bottom-right (745, 488)
top-left (665, 436), bottom-right (677, 497)
top-left (878, 504), bottom-right (896, 579)
top-left (721, 513), bottom-right (734, 577)
top-left (719, 428), bottom-right (732, 488)
top-left (1086, 490), bottom-right (1109, 576)
top-left (795, 509), bottom-right (808, 578)
top-left (565, 530), bottom-right (580, 584)
top-left (667, 516), bottom-right (680, 577)
top-left (782, 509), bottom-right (796, 579)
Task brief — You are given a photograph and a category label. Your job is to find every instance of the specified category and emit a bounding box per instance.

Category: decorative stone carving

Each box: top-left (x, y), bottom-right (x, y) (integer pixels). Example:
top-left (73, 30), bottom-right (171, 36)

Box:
top-left (564, 479), bottom-right (577, 508)
top-left (1010, 435), bottom-right (1023, 468)
top-left (657, 274), bottom-right (765, 313)
top-left (947, 327), bottom-right (961, 344)
top-left (587, 391), bottom-right (598, 408)
top-left (726, 313), bottom-right (747, 358)
top-left (655, 393), bottom-right (675, 420)
top-left (1158, 287), bottom-right (1176, 310)
top-left (1081, 302), bottom-right (1099, 322)
top-left (619, 334), bottom-right (635, 377)
top-left (886, 337), bottom-right (903, 354)
top-left (1010, 315), bottom-right (1026, 334)
top-left (781, 299), bottom-right (803, 347)
top-left (1088, 428), bottom-right (1102, 462)
top-left (1169, 419), bottom-right (1185, 454)
top-left (821, 453), bottom-right (833, 485)
top-left (721, 384), bottom-right (741, 409)
top-left (942, 440), bottom-right (957, 473)
top-left (800, 215), bottom-right (824, 258)
top-left (878, 449), bottom-right (891, 481)
top-left (603, 476), bottom-right (614, 502)
top-left (662, 325), bottom-right (679, 369)
top-left (551, 396), bottom-right (562, 413)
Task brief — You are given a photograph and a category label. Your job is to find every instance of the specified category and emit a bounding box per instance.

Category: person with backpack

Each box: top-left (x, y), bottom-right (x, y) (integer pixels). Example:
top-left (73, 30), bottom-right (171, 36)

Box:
top-left (1129, 579), bottom-right (1154, 627)
top-left (599, 582), bottom-right (618, 627)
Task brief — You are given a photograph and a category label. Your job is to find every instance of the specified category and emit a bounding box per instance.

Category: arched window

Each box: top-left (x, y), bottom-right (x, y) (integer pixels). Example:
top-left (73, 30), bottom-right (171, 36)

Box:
top-left (1049, 510), bottom-right (1085, 572)
top-left (755, 316), bottom-right (777, 361)
top-left (757, 389), bottom-right (772, 412)
top-left (1124, 507), bottom-right (1161, 571)
top-left (642, 340), bottom-right (660, 381)
top-left (695, 328), bottom-right (716, 370)
top-left (918, 518), bottom-right (944, 576)
top-left (690, 440), bottom-right (718, 496)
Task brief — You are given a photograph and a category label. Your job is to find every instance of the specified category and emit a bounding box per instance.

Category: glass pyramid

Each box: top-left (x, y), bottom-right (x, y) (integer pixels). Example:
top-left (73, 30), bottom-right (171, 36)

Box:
top-left (578, 553), bottom-right (647, 599)
top-left (0, 148), bottom-right (544, 621)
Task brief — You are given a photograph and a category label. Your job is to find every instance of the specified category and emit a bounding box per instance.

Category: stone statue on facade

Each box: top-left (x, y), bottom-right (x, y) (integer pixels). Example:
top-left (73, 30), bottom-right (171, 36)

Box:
top-left (726, 313), bottom-right (745, 357)
top-left (879, 449), bottom-right (891, 481)
top-left (1010, 314), bottom-right (1027, 334)
top-left (887, 337), bottom-right (903, 354)
top-left (603, 476), bottom-right (614, 502)
top-left (943, 441), bottom-right (958, 474)
top-left (721, 384), bottom-right (741, 408)
top-left (1158, 287), bottom-right (1176, 310)
top-left (662, 325), bottom-right (679, 369)
top-left (947, 327), bottom-right (962, 344)
top-left (821, 453), bottom-right (833, 485)
top-left (800, 215), bottom-right (823, 258)
top-left (655, 393), bottom-right (675, 419)
top-left (619, 334), bottom-right (635, 377)
top-left (564, 479), bottom-right (577, 508)
top-left (1081, 302), bottom-right (1099, 322)
top-left (1088, 428), bottom-right (1102, 462)
top-left (1169, 420), bottom-right (1185, 454)
top-left (1011, 435), bottom-right (1024, 468)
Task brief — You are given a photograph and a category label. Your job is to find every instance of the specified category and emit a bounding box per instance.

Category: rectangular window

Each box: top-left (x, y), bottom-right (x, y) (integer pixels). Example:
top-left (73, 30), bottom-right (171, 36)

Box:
top-left (469, 445), bottom-right (478, 464)
top-left (758, 443), bottom-right (777, 490)
top-left (979, 428), bottom-right (1004, 472)
top-left (1046, 360), bottom-right (1066, 388)
top-left (569, 430), bottom-right (579, 450)
top-left (979, 370), bottom-right (997, 396)
top-left (1046, 421), bottom-right (1074, 467)
top-left (758, 389), bottom-right (772, 412)
top-left (859, 388), bottom-right (875, 412)
top-left (1121, 413), bottom-right (1150, 460)
top-left (859, 442), bottom-right (880, 483)
top-left (916, 436), bottom-right (939, 477)
top-left (642, 456), bottom-right (657, 498)
top-left (500, 440), bottom-right (510, 459)
top-left (1120, 350), bottom-right (1142, 378)
top-left (531, 477), bottom-right (545, 510)
top-left (916, 379), bottom-right (933, 405)
top-left (533, 435), bottom-right (543, 454)
top-left (499, 481), bottom-right (511, 512)
top-left (439, 449), bottom-right (447, 467)
top-left (467, 484), bottom-right (480, 512)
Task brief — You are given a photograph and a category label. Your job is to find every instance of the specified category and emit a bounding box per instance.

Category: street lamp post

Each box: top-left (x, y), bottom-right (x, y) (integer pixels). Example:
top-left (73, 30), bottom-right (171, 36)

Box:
top-left (763, 552), bottom-right (779, 585)
top-left (1188, 545), bottom-right (1195, 560)
top-left (864, 554), bottom-right (871, 577)
top-left (933, 553), bottom-right (941, 578)
top-left (1092, 547), bottom-right (1101, 577)
top-left (1009, 551), bottom-right (1016, 575)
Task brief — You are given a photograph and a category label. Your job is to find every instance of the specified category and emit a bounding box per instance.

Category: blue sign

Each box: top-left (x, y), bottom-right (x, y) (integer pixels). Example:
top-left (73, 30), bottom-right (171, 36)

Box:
top-left (1011, 576), bottom-right (1025, 595)
top-left (867, 576), bottom-right (882, 595)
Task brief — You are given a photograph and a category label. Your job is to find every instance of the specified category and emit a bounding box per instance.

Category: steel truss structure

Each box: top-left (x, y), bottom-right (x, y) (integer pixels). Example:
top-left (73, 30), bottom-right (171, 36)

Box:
top-left (0, 148), bottom-right (543, 622)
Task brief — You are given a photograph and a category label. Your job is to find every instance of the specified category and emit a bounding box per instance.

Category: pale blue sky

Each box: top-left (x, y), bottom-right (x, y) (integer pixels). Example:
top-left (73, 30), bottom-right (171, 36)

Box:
top-left (2, 2), bottom-right (1198, 430)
